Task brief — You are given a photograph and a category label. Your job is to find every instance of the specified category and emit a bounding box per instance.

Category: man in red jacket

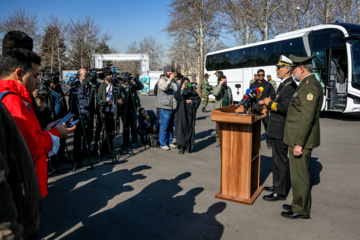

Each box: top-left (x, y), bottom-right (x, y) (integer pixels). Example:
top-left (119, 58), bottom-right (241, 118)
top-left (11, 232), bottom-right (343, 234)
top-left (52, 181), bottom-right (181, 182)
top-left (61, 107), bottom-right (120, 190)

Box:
top-left (0, 48), bottom-right (75, 198)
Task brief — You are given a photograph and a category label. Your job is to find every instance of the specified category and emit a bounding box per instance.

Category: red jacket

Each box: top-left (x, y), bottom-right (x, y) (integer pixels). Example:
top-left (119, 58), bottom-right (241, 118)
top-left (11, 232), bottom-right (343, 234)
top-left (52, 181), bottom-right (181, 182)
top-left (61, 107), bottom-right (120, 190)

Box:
top-left (0, 80), bottom-right (59, 197)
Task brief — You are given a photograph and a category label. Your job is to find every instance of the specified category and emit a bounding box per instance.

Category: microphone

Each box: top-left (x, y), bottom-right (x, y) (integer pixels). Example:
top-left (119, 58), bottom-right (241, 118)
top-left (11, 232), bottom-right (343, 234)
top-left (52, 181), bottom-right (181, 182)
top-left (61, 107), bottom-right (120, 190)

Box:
top-left (235, 88), bottom-right (259, 109)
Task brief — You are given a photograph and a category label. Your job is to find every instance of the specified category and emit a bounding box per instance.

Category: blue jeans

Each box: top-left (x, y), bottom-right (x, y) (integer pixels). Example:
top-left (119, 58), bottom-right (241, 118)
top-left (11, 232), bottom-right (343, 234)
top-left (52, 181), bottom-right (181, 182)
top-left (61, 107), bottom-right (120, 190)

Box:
top-left (158, 108), bottom-right (175, 147)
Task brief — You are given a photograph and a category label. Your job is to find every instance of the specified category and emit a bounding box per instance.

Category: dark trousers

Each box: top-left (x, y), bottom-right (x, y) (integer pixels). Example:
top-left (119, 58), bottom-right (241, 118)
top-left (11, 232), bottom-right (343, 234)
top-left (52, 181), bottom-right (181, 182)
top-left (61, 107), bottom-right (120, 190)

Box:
top-left (271, 138), bottom-right (289, 195)
top-left (262, 115), bottom-right (271, 145)
top-left (93, 114), bottom-right (102, 151)
top-left (73, 116), bottom-right (93, 165)
top-left (289, 146), bottom-right (312, 216)
top-left (121, 107), bottom-right (138, 146)
top-left (101, 112), bottom-right (115, 153)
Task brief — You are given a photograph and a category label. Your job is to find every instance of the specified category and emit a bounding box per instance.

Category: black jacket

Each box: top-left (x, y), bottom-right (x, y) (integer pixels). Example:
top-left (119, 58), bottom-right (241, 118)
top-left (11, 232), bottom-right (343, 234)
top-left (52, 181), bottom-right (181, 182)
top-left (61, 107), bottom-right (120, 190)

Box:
top-left (250, 80), bottom-right (276, 109)
top-left (266, 76), bottom-right (297, 139)
top-left (0, 102), bottom-right (42, 239)
top-left (97, 81), bottom-right (123, 116)
top-left (119, 78), bottom-right (144, 110)
top-left (69, 84), bottom-right (91, 117)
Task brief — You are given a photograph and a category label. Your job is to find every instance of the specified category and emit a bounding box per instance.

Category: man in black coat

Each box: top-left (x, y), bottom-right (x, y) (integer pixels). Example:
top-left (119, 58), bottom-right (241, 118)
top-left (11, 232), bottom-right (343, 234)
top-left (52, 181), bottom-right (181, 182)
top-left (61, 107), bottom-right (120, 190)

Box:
top-left (250, 69), bottom-right (276, 148)
top-left (259, 55), bottom-right (297, 201)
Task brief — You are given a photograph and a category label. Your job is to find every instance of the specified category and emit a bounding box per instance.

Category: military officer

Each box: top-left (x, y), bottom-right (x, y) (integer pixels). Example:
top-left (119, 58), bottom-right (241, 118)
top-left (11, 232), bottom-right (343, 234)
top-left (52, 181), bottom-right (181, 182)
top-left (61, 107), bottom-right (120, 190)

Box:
top-left (281, 54), bottom-right (323, 219)
top-left (202, 73), bottom-right (212, 112)
top-left (260, 55), bottom-right (297, 202)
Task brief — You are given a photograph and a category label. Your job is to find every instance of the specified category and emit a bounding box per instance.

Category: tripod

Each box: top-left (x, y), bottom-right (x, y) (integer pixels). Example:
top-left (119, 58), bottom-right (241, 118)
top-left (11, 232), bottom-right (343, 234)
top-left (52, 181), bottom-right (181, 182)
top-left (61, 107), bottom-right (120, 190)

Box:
top-left (91, 85), bottom-right (118, 164)
top-left (70, 90), bottom-right (94, 170)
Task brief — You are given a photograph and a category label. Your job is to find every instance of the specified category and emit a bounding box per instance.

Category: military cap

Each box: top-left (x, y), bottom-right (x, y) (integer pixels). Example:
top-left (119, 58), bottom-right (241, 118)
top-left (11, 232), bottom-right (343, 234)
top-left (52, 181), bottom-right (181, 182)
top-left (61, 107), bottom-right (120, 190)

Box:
top-left (2, 31), bottom-right (33, 56)
top-left (254, 73), bottom-right (257, 76)
top-left (214, 70), bottom-right (223, 75)
top-left (204, 73), bottom-right (209, 77)
top-left (276, 55), bottom-right (293, 67)
top-left (289, 54), bottom-right (315, 66)
top-left (267, 75), bottom-right (271, 78)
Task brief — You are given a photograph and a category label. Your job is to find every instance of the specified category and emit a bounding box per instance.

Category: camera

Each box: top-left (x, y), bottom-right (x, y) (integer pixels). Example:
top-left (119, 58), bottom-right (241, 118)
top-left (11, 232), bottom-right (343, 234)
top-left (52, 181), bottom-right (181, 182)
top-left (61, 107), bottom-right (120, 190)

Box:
top-left (67, 74), bottom-right (81, 88)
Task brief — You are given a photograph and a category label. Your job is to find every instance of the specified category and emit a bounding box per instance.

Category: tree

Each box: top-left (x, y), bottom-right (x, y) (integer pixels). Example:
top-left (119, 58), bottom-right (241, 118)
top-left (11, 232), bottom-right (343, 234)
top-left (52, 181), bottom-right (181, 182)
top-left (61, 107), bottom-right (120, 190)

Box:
top-left (0, 9), bottom-right (41, 51)
top-left (127, 36), bottom-right (164, 71)
top-left (165, 0), bottom-right (223, 96)
top-left (39, 16), bottom-right (67, 72)
top-left (67, 16), bottom-right (101, 69)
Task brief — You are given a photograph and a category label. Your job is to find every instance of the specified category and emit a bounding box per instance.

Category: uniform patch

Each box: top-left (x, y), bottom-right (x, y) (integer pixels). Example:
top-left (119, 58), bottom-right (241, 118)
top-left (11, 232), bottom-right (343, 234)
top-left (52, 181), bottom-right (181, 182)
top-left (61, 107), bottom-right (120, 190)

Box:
top-left (306, 79), bottom-right (310, 84)
top-left (306, 93), bottom-right (314, 101)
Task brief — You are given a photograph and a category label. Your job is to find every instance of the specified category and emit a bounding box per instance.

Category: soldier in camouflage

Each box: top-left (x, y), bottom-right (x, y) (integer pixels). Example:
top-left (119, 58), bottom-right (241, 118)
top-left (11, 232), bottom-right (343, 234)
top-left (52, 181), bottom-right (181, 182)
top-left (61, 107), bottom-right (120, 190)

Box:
top-left (202, 73), bottom-right (212, 112)
top-left (267, 74), bottom-right (278, 92)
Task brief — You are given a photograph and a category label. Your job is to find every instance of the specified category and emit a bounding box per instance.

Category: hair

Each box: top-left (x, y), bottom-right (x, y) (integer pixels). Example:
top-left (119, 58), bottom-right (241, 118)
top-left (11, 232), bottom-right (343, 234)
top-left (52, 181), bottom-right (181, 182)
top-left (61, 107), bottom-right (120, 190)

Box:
top-left (138, 107), bottom-right (145, 115)
top-left (0, 48), bottom-right (41, 78)
top-left (257, 69), bottom-right (265, 74)
top-left (301, 63), bottom-right (313, 73)
top-left (217, 75), bottom-right (226, 84)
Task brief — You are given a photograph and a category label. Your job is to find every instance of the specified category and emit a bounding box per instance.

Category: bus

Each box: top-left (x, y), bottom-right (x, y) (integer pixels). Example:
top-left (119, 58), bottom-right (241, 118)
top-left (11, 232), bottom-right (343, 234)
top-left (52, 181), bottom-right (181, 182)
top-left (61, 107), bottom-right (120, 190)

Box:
top-left (204, 23), bottom-right (360, 113)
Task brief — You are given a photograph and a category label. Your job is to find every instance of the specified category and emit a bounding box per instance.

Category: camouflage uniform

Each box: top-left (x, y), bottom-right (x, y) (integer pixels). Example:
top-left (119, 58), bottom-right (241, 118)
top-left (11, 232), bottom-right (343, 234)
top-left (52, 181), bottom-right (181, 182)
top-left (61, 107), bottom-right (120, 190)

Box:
top-left (202, 78), bottom-right (212, 111)
top-left (269, 79), bottom-right (278, 92)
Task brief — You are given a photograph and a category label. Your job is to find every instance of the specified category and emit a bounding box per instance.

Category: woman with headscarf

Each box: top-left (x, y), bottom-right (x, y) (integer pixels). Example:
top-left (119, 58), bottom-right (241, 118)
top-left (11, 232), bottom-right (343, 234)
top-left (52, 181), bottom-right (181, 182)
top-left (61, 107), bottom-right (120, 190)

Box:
top-left (174, 77), bottom-right (201, 154)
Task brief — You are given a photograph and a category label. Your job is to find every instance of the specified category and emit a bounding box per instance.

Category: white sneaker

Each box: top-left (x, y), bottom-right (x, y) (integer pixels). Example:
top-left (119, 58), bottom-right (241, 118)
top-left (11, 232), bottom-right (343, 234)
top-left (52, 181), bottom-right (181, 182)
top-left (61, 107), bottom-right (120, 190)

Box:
top-left (161, 145), bottom-right (170, 150)
top-left (168, 143), bottom-right (177, 148)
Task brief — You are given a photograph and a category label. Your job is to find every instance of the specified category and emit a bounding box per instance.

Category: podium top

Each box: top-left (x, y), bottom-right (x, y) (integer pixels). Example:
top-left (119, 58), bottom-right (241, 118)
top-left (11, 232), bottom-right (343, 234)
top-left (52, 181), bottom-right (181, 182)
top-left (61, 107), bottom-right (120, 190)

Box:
top-left (211, 104), bottom-right (266, 125)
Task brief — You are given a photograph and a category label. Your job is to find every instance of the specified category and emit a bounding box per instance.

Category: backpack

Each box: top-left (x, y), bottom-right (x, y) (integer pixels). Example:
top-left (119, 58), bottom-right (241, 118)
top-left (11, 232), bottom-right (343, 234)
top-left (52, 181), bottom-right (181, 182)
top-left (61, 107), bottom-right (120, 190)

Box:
top-left (147, 133), bottom-right (160, 148)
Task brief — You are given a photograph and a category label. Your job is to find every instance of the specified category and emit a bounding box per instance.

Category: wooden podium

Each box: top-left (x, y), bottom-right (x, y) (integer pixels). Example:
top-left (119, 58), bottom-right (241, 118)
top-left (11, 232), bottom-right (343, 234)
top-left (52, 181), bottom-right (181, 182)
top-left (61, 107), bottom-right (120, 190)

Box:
top-left (212, 104), bottom-right (265, 205)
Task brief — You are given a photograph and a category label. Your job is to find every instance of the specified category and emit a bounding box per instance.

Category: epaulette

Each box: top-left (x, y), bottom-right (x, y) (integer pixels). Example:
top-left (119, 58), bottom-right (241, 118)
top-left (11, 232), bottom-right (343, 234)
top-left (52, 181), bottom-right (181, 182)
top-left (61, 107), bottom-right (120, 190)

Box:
top-left (305, 79), bottom-right (310, 84)
top-left (285, 82), bottom-right (291, 86)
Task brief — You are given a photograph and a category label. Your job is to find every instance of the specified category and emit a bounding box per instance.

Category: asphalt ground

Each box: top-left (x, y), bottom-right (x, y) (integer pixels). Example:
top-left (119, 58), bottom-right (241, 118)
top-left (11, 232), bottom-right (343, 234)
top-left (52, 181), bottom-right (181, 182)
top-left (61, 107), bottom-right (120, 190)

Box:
top-left (37, 94), bottom-right (360, 240)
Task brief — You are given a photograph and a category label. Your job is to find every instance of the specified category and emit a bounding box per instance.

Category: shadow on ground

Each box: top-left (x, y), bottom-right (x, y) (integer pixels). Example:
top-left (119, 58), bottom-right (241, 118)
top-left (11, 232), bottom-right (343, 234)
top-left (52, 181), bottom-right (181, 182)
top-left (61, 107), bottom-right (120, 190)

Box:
top-left (38, 170), bottom-right (226, 240)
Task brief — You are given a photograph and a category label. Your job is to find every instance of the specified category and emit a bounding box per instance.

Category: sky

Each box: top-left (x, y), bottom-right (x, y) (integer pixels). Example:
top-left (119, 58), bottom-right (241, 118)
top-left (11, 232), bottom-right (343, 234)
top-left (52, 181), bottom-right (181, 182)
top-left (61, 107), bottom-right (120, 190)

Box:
top-left (0, 0), bottom-right (175, 52)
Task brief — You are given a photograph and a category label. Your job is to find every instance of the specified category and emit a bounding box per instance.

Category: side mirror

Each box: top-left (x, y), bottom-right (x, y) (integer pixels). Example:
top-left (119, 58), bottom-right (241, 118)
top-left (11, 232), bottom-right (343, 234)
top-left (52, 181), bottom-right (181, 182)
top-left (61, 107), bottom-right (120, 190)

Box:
top-left (235, 84), bottom-right (241, 89)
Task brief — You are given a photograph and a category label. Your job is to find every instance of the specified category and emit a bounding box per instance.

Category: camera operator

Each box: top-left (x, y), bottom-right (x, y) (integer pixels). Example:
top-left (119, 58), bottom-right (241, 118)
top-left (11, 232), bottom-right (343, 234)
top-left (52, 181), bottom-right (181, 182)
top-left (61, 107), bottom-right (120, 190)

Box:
top-left (69, 68), bottom-right (93, 168)
top-left (119, 72), bottom-right (144, 152)
top-left (97, 69), bottom-right (122, 155)
top-left (32, 73), bottom-right (56, 129)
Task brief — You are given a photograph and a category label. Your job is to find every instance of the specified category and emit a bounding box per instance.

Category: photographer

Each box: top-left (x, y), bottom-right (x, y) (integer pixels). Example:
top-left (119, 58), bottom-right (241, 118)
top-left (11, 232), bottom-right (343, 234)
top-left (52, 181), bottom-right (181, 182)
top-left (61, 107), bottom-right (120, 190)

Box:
top-left (119, 72), bottom-right (144, 152)
top-left (69, 68), bottom-right (93, 168)
top-left (33, 73), bottom-right (56, 129)
top-left (97, 70), bottom-right (122, 155)
top-left (137, 107), bottom-right (159, 144)
top-left (0, 34), bottom-right (75, 198)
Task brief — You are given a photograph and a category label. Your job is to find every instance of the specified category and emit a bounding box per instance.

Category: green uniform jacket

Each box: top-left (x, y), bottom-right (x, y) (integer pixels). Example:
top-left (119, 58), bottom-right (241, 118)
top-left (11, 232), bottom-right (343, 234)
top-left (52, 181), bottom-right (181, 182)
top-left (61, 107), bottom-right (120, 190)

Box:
top-left (202, 80), bottom-right (212, 96)
top-left (213, 84), bottom-right (233, 109)
top-left (283, 74), bottom-right (323, 149)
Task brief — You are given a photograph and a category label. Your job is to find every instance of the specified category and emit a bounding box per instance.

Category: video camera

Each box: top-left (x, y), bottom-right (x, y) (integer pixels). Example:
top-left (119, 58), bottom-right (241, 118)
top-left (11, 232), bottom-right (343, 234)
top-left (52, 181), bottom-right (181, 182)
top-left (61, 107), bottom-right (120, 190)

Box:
top-left (85, 68), bottom-right (105, 85)
top-left (67, 74), bottom-right (81, 88)
top-left (38, 71), bottom-right (61, 96)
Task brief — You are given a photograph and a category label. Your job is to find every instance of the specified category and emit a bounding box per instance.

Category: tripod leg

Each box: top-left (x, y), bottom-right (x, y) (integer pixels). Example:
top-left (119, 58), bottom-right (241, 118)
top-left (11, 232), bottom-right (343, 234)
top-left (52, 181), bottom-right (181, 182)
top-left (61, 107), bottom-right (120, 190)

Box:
top-left (80, 117), bottom-right (94, 169)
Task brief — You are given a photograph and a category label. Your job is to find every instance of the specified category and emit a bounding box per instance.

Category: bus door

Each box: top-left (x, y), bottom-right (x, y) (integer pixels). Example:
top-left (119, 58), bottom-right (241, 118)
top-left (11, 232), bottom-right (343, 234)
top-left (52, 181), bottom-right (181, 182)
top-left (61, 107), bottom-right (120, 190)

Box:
top-left (327, 48), bottom-right (347, 111)
top-left (311, 50), bottom-right (327, 108)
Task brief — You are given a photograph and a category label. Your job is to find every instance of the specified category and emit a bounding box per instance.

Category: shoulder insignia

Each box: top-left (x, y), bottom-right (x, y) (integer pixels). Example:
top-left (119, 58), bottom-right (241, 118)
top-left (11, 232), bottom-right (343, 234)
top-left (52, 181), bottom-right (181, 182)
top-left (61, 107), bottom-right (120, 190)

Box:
top-left (306, 79), bottom-right (310, 84)
top-left (306, 93), bottom-right (314, 101)
top-left (285, 82), bottom-right (291, 86)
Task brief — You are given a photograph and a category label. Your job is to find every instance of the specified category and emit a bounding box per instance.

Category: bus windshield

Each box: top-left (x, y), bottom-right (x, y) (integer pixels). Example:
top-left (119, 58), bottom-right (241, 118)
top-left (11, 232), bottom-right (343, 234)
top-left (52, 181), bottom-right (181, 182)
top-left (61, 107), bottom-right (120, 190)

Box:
top-left (352, 41), bottom-right (360, 90)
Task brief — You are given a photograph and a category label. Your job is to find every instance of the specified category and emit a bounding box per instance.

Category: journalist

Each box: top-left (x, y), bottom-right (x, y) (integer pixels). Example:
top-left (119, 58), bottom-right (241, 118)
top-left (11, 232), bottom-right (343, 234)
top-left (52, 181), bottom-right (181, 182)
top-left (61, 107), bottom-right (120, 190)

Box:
top-left (97, 70), bottom-right (122, 155)
top-left (119, 72), bottom-right (144, 152)
top-left (69, 68), bottom-right (93, 168)
top-left (0, 32), bottom-right (75, 198)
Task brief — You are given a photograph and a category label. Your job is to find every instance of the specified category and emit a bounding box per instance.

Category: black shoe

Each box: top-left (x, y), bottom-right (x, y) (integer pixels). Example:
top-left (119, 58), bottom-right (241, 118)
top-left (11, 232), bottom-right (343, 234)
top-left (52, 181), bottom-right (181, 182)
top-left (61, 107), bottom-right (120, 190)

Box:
top-left (281, 211), bottom-right (310, 219)
top-left (282, 204), bottom-right (292, 211)
top-left (264, 186), bottom-right (274, 192)
top-left (202, 107), bottom-right (206, 112)
top-left (178, 148), bottom-right (184, 154)
top-left (263, 193), bottom-right (286, 201)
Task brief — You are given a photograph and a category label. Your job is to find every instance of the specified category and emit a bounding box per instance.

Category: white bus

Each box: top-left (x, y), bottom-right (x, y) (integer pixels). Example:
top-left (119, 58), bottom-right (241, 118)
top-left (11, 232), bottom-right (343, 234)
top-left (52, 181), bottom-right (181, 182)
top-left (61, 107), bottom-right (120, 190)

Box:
top-left (205, 23), bottom-right (360, 113)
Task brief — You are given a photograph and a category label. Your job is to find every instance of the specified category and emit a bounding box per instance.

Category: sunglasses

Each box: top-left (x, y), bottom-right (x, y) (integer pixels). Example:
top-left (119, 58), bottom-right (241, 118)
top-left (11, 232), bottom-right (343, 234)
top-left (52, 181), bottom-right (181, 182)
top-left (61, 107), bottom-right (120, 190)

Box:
top-left (258, 74), bottom-right (264, 76)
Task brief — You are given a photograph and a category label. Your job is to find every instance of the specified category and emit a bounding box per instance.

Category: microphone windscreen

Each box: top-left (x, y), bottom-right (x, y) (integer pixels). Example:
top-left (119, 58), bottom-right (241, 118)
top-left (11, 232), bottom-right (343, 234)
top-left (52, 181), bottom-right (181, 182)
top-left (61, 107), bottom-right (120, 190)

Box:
top-left (245, 89), bottom-right (251, 95)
